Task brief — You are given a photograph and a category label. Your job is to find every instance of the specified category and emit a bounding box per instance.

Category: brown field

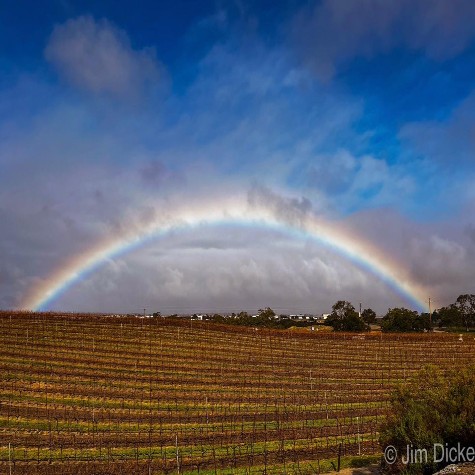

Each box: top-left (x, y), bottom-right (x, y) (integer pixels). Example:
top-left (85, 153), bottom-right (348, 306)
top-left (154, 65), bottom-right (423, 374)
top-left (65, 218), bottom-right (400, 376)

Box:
top-left (0, 312), bottom-right (473, 474)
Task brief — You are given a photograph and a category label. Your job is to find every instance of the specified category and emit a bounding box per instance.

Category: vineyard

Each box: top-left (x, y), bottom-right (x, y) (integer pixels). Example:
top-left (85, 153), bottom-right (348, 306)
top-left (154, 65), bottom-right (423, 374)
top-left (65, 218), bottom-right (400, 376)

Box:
top-left (0, 313), bottom-right (474, 474)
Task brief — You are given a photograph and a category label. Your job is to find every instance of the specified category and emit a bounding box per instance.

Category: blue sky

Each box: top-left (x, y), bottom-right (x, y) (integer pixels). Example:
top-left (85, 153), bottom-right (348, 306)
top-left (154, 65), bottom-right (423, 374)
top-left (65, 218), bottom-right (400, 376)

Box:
top-left (1, 0), bottom-right (475, 313)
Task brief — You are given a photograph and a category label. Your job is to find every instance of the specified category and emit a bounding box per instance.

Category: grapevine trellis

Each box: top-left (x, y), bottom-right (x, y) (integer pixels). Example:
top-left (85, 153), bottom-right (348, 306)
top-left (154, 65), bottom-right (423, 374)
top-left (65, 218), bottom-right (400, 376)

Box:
top-left (0, 312), bottom-right (473, 474)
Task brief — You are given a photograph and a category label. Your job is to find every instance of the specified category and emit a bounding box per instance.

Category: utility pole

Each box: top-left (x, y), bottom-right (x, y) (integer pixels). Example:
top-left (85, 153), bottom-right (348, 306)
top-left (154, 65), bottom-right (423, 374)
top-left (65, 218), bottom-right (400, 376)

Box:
top-left (428, 297), bottom-right (432, 325)
top-left (144, 308), bottom-right (146, 318)
top-left (359, 302), bottom-right (362, 318)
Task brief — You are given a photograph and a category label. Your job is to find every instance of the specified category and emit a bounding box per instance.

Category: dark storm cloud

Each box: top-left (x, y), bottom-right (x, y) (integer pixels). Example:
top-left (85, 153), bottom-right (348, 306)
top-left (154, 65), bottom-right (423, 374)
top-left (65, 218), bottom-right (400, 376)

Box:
top-left (343, 206), bottom-right (475, 307)
top-left (58, 227), bottom-right (396, 315)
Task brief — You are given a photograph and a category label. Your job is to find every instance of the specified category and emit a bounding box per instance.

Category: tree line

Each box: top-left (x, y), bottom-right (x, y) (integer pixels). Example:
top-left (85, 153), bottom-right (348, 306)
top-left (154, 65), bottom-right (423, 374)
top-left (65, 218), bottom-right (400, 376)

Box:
top-left (327, 293), bottom-right (475, 332)
top-left (154, 293), bottom-right (475, 333)
top-left (207, 307), bottom-right (312, 329)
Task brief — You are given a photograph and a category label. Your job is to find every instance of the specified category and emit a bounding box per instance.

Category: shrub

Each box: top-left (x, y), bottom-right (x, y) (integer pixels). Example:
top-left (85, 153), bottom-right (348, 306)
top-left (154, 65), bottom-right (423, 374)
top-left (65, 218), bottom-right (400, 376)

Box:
top-left (380, 365), bottom-right (475, 474)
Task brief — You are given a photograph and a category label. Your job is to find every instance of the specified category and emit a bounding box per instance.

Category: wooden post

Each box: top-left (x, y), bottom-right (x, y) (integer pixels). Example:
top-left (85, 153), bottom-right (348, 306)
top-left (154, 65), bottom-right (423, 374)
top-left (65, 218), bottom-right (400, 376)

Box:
top-left (8, 443), bottom-right (12, 475)
top-left (359, 415), bottom-right (363, 455)
top-left (337, 443), bottom-right (342, 472)
top-left (176, 434), bottom-right (180, 474)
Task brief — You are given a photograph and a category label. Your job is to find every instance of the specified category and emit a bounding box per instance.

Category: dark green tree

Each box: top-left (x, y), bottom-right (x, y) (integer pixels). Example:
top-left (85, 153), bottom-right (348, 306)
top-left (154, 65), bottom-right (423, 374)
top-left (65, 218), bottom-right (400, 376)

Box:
top-left (327, 301), bottom-right (369, 332)
top-left (258, 307), bottom-right (276, 319)
top-left (453, 294), bottom-right (475, 331)
top-left (437, 305), bottom-right (462, 328)
top-left (361, 308), bottom-right (377, 324)
top-left (255, 307), bottom-right (276, 326)
top-left (414, 313), bottom-right (432, 331)
top-left (235, 311), bottom-right (252, 325)
top-left (330, 300), bottom-right (355, 319)
top-left (211, 314), bottom-right (225, 323)
top-left (381, 307), bottom-right (430, 332)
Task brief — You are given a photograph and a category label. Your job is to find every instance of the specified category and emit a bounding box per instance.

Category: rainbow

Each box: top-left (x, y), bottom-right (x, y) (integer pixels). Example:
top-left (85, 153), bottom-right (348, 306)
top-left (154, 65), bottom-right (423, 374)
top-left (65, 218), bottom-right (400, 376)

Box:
top-left (21, 195), bottom-right (429, 311)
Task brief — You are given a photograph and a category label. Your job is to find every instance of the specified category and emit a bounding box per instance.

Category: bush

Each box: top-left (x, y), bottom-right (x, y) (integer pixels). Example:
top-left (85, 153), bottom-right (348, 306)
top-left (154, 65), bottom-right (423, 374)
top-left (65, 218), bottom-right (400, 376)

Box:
top-left (380, 365), bottom-right (475, 474)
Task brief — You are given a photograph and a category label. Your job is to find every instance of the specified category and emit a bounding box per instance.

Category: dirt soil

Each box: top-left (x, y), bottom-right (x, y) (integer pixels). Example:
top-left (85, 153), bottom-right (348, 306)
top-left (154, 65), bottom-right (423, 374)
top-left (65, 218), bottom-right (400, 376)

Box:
top-left (337, 464), bottom-right (381, 475)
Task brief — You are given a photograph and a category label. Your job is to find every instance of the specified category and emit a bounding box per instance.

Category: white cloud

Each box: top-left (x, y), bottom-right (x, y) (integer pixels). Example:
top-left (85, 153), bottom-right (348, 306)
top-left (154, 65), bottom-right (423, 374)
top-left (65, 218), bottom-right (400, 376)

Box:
top-left (299, 150), bottom-right (416, 212)
top-left (346, 154), bottom-right (416, 205)
top-left (45, 16), bottom-right (161, 98)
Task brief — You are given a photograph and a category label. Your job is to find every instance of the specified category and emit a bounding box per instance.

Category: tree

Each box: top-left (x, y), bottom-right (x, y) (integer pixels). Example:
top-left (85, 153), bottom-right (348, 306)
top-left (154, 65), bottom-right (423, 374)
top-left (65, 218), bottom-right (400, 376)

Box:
top-left (414, 313), bottom-right (431, 331)
top-left (361, 308), bottom-right (377, 324)
top-left (437, 305), bottom-right (462, 328)
top-left (327, 301), bottom-right (369, 332)
top-left (330, 300), bottom-right (355, 320)
top-left (453, 294), bottom-right (475, 331)
top-left (382, 308), bottom-right (417, 332)
top-left (383, 308), bottom-right (413, 332)
top-left (235, 311), bottom-right (252, 326)
top-left (258, 307), bottom-right (276, 319)
top-left (339, 313), bottom-right (371, 332)
top-left (255, 307), bottom-right (276, 326)
top-left (211, 314), bottom-right (225, 323)
top-left (381, 307), bottom-right (430, 332)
